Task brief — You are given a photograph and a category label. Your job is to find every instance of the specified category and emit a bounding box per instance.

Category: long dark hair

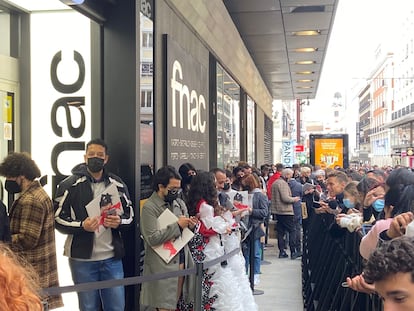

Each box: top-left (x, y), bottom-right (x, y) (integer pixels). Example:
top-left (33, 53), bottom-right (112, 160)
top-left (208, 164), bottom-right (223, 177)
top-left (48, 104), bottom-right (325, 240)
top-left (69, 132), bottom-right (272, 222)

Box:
top-left (384, 168), bottom-right (414, 216)
top-left (187, 171), bottom-right (219, 216)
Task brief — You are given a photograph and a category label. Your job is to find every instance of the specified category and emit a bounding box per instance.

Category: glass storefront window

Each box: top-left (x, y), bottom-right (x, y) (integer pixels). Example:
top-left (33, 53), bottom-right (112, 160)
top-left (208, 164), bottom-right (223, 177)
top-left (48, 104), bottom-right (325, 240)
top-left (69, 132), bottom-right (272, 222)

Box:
top-left (216, 64), bottom-right (240, 169)
top-left (139, 12), bottom-right (154, 200)
top-left (398, 123), bottom-right (410, 146)
top-left (391, 123), bottom-right (413, 148)
top-left (247, 96), bottom-right (255, 166)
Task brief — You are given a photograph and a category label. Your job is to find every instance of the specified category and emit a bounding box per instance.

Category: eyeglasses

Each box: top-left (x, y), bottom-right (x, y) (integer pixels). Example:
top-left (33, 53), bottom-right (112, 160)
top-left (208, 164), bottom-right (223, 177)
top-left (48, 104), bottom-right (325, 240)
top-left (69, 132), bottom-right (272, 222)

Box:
top-left (167, 187), bottom-right (182, 195)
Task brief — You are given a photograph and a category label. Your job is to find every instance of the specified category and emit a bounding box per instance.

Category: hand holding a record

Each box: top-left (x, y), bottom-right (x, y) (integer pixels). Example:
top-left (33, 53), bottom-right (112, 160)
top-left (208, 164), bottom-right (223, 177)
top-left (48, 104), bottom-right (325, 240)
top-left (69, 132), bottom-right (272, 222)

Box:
top-left (82, 216), bottom-right (100, 232)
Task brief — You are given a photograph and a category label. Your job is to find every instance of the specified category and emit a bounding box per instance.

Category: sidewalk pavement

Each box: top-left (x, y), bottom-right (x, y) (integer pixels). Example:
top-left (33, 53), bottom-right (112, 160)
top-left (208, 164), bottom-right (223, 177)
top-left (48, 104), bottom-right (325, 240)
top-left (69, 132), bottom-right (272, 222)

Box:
top-left (253, 238), bottom-right (303, 311)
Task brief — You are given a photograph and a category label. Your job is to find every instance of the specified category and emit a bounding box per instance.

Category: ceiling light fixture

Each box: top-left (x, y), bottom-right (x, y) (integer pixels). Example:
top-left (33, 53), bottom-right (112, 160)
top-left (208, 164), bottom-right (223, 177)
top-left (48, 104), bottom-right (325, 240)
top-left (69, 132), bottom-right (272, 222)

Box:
top-left (292, 30), bottom-right (321, 36)
top-left (297, 86), bottom-right (313, 89)
top-left (60, 0), bottom-right (84, 4)
top-left (296, 71), bottom-right (314, 75)
top-left (297, 79), bottom-right (313, 83)
top-left (294, 48), bottom-right (318, 53)
top-left (295, 60), bottom-right (316, 65)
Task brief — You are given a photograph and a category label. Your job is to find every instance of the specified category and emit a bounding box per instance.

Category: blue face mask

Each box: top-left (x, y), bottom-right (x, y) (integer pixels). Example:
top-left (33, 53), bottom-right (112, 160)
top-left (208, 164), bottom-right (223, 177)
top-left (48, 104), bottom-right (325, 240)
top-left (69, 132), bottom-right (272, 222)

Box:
top-left (343, 198), bottom-right (355, 209)
top-left (372, 199), bottom-right (385, 212)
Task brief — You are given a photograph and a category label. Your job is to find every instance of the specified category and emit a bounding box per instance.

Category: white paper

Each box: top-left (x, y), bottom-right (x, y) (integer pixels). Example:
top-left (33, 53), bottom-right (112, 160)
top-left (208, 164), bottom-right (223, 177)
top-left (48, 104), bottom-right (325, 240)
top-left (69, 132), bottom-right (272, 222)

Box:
top-left (153, 208), bottom-right (194, 264)
top-left (228, 190), bottom-right (249, 216)
top-left (85, 183), bottom-right (123, 237)
top-left (405, 220), bottom-right (414, 237)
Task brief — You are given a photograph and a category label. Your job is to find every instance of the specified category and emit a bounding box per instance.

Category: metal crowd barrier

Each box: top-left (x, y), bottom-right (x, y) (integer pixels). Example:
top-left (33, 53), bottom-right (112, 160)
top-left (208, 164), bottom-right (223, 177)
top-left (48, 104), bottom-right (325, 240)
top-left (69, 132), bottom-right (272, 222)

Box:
top-left (43, 240), bottom-right (259, 311)
top-left (302, 211), bottom-right (383, 311)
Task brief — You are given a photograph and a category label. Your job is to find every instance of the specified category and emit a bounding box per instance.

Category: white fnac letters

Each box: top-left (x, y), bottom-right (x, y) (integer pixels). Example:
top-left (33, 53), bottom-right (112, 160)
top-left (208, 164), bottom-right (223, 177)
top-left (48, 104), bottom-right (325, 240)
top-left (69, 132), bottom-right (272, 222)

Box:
top-left (170, 60), bottom-right (206, 134)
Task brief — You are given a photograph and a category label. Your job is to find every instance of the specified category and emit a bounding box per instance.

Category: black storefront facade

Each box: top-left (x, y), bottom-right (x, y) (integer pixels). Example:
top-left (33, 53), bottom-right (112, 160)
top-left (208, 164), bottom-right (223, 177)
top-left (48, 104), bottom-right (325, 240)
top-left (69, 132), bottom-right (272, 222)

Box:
top-left (2, 0), bottom-right (274, 309)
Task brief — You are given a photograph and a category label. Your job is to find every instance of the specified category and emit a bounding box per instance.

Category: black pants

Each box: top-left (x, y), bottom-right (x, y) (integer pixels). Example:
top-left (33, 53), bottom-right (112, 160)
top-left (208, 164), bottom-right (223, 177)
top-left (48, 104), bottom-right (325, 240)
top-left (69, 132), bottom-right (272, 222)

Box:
top-left (276, 214), bottom-right (299, 253)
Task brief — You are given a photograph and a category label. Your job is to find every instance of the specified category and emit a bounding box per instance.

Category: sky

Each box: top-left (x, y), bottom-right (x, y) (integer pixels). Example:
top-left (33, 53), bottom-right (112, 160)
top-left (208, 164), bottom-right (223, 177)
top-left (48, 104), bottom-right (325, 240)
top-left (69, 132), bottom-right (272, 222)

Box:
top-left (313, 0), bottom-right (407, 111)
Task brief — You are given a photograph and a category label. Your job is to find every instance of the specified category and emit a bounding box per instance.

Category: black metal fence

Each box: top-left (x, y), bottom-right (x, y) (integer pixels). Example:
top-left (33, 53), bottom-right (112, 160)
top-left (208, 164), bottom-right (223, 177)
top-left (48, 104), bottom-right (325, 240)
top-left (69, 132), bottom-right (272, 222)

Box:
top-left (302, 211), bottom-right (383, 311)
top-left (43, 237), bottom-right (262, 311)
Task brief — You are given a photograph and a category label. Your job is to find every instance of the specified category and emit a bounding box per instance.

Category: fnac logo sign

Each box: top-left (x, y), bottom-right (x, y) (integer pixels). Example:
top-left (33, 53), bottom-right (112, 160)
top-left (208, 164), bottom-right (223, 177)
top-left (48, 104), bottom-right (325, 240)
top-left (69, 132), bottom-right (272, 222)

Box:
top-left (170, 60), bottom-right (206, 134)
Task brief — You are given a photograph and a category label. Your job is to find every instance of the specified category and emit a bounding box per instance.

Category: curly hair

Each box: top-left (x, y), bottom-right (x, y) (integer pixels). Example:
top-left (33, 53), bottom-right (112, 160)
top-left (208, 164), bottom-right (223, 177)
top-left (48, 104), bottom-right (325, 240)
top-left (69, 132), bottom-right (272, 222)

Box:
top-left (0, 243), bottom-right (43, 311)
top-left (187, 171), bottom-right (219, 216)
top-left (363, 236), bottom-right (414, 284)
top-left (0, 152), bottom-right (41, 180)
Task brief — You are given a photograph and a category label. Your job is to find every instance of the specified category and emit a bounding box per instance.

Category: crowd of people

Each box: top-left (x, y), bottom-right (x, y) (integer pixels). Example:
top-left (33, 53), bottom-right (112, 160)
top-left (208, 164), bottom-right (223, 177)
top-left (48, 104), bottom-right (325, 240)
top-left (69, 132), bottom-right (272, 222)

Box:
top-left (1, 138), bottom-right (414, 311)
top-left (140, 165), bottom-right (262, 310)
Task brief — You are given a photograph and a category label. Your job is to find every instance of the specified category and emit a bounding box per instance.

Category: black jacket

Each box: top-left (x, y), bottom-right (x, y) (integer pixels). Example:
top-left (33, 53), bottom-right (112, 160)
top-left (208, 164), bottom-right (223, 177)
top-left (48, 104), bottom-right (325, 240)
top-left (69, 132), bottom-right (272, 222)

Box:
top-left (54, 163), bottom-right (133, 259)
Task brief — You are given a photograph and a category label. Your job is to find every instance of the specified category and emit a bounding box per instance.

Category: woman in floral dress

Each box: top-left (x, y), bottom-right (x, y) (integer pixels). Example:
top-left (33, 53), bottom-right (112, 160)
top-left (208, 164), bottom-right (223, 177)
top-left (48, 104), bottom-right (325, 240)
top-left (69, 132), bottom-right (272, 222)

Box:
top-left (186, 171), bottom-right (257, 311)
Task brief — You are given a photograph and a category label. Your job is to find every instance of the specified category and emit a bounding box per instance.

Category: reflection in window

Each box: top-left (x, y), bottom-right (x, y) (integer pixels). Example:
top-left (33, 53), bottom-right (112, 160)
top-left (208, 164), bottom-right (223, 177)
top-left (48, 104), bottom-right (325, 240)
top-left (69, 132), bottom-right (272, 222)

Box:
top-left (217, 64), bottom-right (240, 169)
top-left (140, 90), bottom-right (153, 108)
top-left (247, 96), bottom-right (255, 166)
top-left (141, 62), bottom-right (153, 76)
top-left (398, 123), bottom-right (410, 146)
top-left (140, 12), bottom-right (154, 200)
top-left (142, 31), bottom-right (153, 48)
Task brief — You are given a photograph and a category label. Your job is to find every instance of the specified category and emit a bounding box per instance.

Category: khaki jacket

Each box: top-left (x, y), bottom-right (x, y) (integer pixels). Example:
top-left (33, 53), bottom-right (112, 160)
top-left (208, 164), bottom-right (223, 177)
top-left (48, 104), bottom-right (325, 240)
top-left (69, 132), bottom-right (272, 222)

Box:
top-left (140, 192), bottom-right (195, 309)
top-left (271, 178), bottom-right (295, 215)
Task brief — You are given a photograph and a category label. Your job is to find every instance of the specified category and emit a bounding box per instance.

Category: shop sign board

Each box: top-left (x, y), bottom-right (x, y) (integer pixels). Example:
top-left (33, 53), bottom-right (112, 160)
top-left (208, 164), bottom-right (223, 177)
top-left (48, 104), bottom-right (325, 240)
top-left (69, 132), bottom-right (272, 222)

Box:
top-left (309, 134), bottom-right (349, 169)
top-left (30, 11), bottom-right (91, 196)
top-left (282, 140), bottom-right (294, 167)
top-left (165, 35), bottom-right (209, 170)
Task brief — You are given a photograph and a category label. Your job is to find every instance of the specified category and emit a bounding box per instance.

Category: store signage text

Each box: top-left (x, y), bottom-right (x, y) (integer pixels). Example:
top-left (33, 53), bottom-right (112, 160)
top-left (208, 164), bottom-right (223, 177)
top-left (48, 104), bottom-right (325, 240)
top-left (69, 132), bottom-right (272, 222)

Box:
top-left (170, 60), bottom-right (206, 134)
top-left (282, 140), bottom-right (294, 167)
top-left (50, 50), bottom-right (87, 188)
top-left (140, 0), bottom-right (152, 19)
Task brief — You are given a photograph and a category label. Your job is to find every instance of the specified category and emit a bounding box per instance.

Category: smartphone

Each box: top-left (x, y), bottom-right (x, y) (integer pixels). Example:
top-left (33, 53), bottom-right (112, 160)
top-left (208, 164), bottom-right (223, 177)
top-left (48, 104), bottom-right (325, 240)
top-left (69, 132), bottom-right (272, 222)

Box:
top-left (106, 209), bottom-right (116, 216)
top-left (360, 224), bottom-right (373, 236)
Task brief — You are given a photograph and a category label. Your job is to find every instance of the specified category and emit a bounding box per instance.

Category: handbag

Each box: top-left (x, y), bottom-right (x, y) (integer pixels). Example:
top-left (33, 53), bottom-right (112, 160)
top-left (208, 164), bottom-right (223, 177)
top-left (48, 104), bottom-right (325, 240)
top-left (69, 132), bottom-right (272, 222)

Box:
top-left (301, 202), bottom-right (308, 220)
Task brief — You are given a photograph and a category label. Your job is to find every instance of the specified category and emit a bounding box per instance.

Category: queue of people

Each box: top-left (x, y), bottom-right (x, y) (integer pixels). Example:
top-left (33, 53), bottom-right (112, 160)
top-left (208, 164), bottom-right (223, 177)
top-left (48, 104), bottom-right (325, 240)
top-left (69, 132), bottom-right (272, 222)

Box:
top-left (0, 144), bottom-right (268, 311)
top-left (2, 141), bottom-right (413, 311)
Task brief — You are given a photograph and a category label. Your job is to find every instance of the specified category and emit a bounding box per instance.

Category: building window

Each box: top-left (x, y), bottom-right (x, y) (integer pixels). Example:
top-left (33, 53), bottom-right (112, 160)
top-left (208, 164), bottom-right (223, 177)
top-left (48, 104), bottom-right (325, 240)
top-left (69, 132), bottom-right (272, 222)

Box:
top-left (141, 90), bottom-right (153, 108)
top-left (142, 31), bottom-right (153, 48)
top-left (247, 96), bottom-right (255, 166)
top-left (141, 62), bottom-right (153, 76)
top-left (216, 63), bottom-right (240, 168)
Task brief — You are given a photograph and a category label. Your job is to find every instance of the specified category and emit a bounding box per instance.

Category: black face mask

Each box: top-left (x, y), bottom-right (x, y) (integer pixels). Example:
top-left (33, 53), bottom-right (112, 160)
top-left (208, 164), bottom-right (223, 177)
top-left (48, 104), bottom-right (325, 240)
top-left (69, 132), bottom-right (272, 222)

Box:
top-left (5, 180), bottom-right (22, 193)
top-left (164, 189), bottom-right (180, 203)
top-left (87, 157), bottom-right (105, 173)
top-left (184, 175), bottom-right (193, 185)
top-left (223, 182), bottom-right (230, 191)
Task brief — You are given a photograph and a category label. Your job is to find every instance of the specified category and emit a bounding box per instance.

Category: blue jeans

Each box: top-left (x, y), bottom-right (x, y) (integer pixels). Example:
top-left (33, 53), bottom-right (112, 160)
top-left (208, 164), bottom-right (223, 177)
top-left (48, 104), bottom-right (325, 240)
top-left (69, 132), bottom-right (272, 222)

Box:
top-left (242, 238), bottom-right (261, 275)
top-left (69, 257), bottom-right (125, 311)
